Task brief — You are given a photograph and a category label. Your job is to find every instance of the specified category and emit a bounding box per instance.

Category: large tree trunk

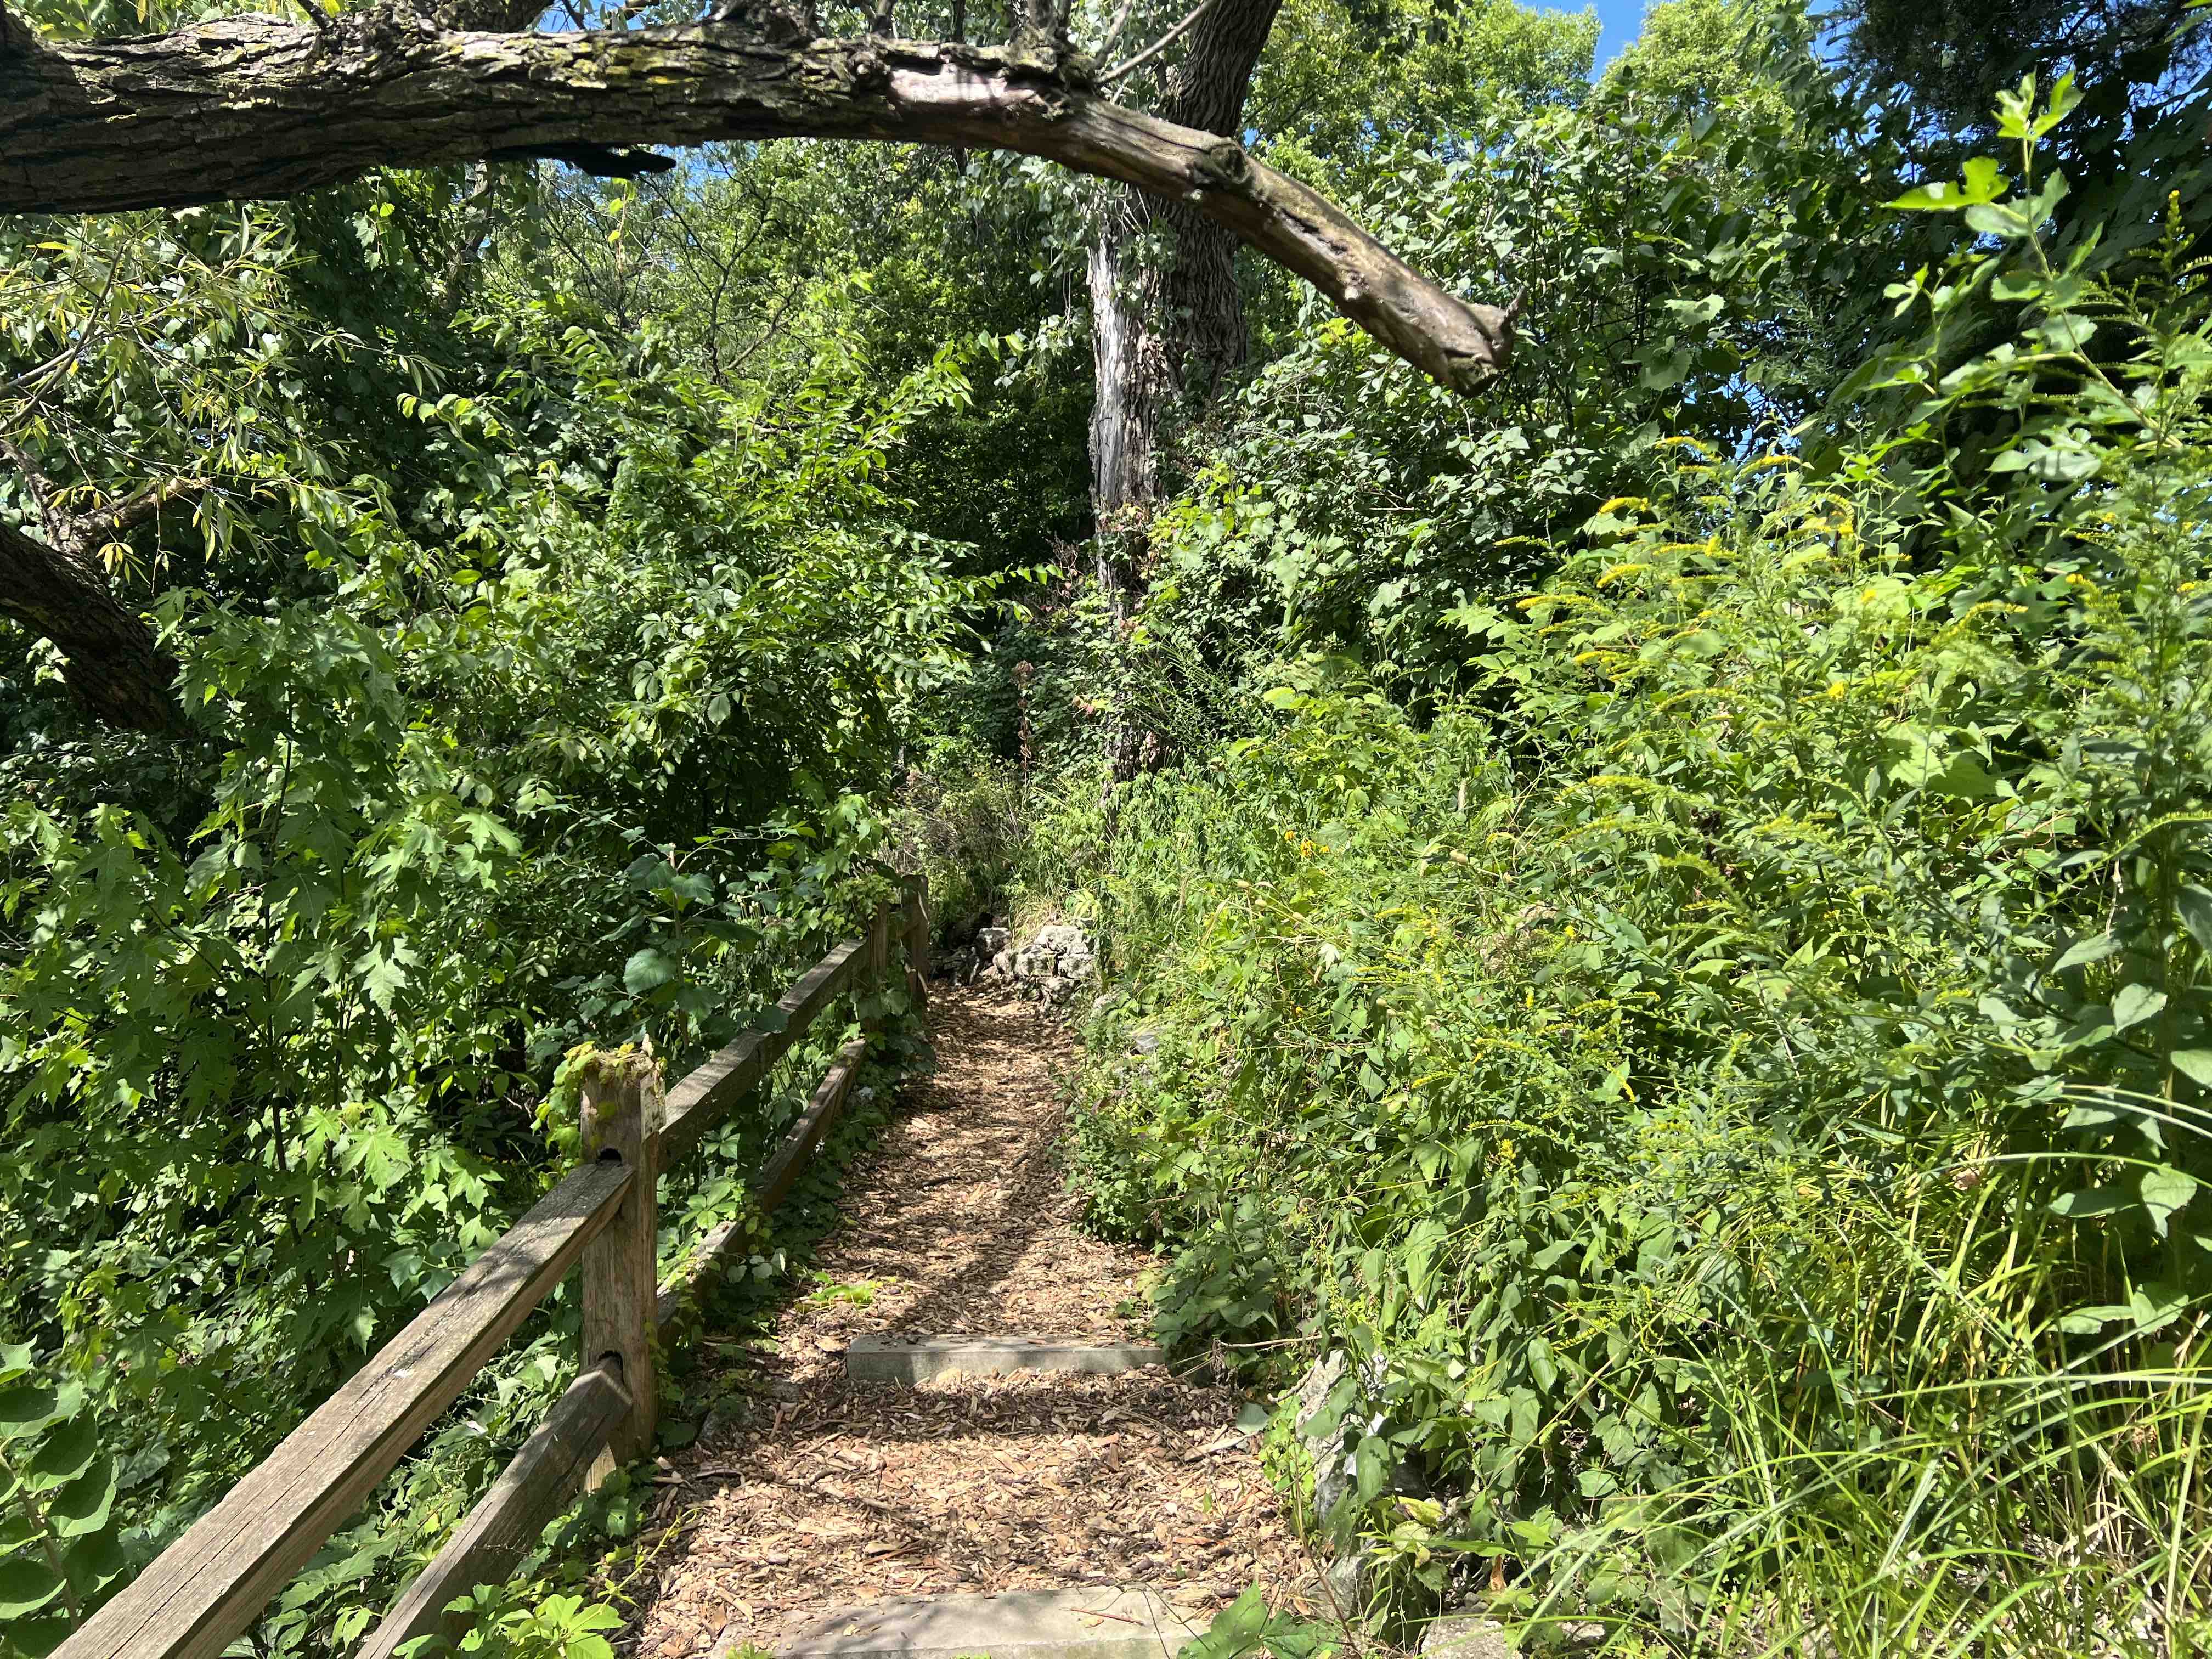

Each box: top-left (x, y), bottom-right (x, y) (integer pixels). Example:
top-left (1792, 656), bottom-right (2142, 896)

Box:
top-left (1087, 0), bottom-right (1283, 785)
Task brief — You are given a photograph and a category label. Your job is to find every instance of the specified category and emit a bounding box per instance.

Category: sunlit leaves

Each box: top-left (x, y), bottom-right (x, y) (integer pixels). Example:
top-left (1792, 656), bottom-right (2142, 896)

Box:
top-left (0, 1352), bottom-right (123, 1655)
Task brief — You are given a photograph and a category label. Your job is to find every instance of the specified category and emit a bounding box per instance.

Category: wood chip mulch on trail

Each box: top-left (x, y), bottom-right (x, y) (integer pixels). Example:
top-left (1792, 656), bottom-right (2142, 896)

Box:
top-left (622, 982), bottom-right (1322, 1658)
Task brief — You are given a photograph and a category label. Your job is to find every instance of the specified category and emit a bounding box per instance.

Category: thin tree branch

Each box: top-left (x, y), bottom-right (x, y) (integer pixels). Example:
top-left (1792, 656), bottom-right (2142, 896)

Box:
top-left (1097, 0), bottom-right (1139, 56)
top-left (1098, 0), bottom-right (1219, 86)
top-left (71, 473), bottom-right (205, 549)
top-left (0, 436), bottom-right (63, 546)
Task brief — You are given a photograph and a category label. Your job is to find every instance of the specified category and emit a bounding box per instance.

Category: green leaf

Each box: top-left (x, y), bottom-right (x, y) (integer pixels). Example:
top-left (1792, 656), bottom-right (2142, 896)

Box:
top-left (2142, 1166), bottom-right (2198, 1238)
top-left (25, 1415), bottom-right (98, 1493)
top-left (44, 1455), bottom-right (115, 1538)
top-left (2058, 1303), bottom-right (2134, 1335)
top-left (64, 1528), bottom-right (126, 1592)
top-left (7, 1616), bottom-right (72, 1658)
top-left (2172, 1050), bottom-right (2212, 1088)
top-left (0, 1383), bottom-right (63, 1444)
top-left (1184, 1585), bottom-right (1272, 1659)
top-left (1354, 1434), bottom-right (1391, 1500)
top-left (2113, 983), bottom-right (2166, 1032)
top-left (2052, 934), bottom-right (2119, 973)
top-left (2177, 887), bottom-right (2212, 955)
top-left (2129, 1281), bottom-right (2190, 1335)
top-left (1928, 751), bottom-right (1998, 799)
top-left (1889, 157), bottom-right (2008, 213)
top-left (2050, 1186), bottom-right (2134, 1219)
top-left (0, 1557), bottom-right (65, 1620)
top-left (623, 947), bottom-right (678, 996)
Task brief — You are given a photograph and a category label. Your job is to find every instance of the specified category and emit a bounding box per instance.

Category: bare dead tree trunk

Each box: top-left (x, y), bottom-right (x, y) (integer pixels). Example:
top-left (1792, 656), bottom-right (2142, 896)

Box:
top-left (1088, 0), bottom-right (1283, 787)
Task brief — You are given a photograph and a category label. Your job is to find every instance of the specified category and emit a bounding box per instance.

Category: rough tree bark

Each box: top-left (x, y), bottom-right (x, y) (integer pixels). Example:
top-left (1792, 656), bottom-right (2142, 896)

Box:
top-left (1089, 0), bottom-right (1283, 782)
top-left (0, 1), bottom-right (1510, 732)
top-left (0, 18), bottom-right (1509, 391)
top-left (0, 459), bottom-right (197, 733)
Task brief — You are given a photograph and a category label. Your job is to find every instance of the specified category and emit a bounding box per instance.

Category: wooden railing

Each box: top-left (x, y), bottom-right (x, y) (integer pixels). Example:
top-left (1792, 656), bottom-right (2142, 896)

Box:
top-left (56, 880), bottom-right (933, 1659)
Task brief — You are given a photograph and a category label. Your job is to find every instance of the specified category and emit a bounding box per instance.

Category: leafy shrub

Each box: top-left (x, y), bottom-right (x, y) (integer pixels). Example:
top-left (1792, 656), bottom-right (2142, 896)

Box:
top-left (0, 235), bottom-right (975, 1651)
top-left (1061, 83), bottom-right (2212, 1654)
top-left (0, 1350), bottom-right (127, 1659)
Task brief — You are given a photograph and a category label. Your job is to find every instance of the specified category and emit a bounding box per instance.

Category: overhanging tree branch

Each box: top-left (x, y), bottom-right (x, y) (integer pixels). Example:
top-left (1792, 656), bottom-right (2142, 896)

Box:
top-left (0, 13), bottom-right (1512, 393)
top-left (0, 517), bottom-right (189, 735)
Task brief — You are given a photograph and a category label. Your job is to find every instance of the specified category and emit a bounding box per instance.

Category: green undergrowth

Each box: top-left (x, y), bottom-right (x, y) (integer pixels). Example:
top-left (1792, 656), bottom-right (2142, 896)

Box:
top-left (1054, 94), bottom-right (2212, 1658)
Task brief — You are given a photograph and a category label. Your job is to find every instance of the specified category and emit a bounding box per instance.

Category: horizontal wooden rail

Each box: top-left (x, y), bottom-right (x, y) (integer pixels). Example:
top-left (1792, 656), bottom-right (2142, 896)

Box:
top-left (356, 915), bottom-right (919, 1659)
top-left (72, 905), bottom-right (928, 1659)
top-left (755, 1036), bottom-right (871, 1213)
top-left (660, 939), bottom-right (864, 1166)
top-left (59, 1159), bottom-right (634, 1659)
top-left (352, 1358), bottom-right (631, 1659)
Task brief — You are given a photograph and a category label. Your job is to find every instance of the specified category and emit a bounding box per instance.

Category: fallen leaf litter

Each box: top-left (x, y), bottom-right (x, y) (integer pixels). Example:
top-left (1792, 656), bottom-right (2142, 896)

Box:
top-left (620, 983), bottom-right (1322, 1658)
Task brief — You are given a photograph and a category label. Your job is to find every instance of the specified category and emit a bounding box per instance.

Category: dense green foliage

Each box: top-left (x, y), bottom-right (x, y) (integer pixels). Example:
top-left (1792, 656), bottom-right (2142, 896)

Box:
top-left (1041, 65), bottom-right (2212, 1658)
top-left (0, 148), bottom-right (988, 1654)
top-left (9, 0), bottom-right (2212, 1654)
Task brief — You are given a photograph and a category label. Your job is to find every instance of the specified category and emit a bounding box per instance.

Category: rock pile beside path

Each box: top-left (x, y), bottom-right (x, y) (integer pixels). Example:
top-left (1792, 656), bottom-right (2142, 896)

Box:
top-left (941, 922), bottom-right (1100, 1007)
top-left (988, 922), bottom-right (1099, 1006)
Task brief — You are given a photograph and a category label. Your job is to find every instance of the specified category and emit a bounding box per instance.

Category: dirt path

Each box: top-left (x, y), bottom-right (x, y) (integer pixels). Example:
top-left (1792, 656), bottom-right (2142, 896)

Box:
top-left (624, 984), bottom-right (1317, 1658)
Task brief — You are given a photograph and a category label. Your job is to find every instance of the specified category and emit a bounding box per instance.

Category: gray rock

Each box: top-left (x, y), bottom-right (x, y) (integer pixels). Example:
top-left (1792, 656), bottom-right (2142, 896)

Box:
top-left (1419, 1614), bottom-right (1519, 1659)
top-left (1059, 950), bottom-right (1098, 985)
top-left (1035, 923), bottom-right (1088, 957)
top-left (1294, 1346), bottom-right (1429, 1621)
top-left (1295, 1350), bottom-right (1355, 1522)
top-left (1130, 1028), bottom-right (1161, 1055)
top-left (1324, 1552), bottom-right (1369, 1619)
top-left (990, 949), bottom-right (1015, 979)
top-left (977, 927), bottom-right (1011, 955)
top-left (700, 1396), bottom-right (765, 1442)
top-left (1013, 945), bottom-right (1058, 981)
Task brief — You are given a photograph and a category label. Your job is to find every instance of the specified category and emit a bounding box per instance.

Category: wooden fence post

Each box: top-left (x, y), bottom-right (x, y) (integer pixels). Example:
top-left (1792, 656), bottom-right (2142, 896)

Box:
top-left (578, 1049), bottom-right (663, 1484)
top-left (901, 876), bottom-right (933, 1035)
top-left (861, 905), bottom-right (891, 1040)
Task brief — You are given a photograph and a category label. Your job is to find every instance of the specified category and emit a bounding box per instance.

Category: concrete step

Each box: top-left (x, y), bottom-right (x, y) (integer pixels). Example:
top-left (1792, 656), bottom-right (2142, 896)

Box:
top-left (845, 1335), bottom-right (1167, 1385)
top-left (777, 1587), bottom-right (1202, 1659)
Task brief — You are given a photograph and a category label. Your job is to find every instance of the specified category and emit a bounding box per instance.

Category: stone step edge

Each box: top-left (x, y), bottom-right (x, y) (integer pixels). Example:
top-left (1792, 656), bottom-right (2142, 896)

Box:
top-left (844, 1335), bottom-right (1169, 1385)
top-left (764, 1586), bottom-right (1206, 1659)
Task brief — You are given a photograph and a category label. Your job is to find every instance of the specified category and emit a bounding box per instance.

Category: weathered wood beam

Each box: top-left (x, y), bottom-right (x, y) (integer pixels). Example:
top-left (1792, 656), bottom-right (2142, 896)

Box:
top-left (360, 942), bottom-right (880, 1659)
top-left (0, 16), bottom-right (1511, 393)
top-left (352, 1360), bottom-right (631, 1659)
top-left (55, 1158), bottom-right (635, 1659)
top-left (576, 1052), bottom-right (663, 1480)
top-left (658, 936), bottom-right (865, 1165)
top-left (754, 1035), bottom-right (870, 1212)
